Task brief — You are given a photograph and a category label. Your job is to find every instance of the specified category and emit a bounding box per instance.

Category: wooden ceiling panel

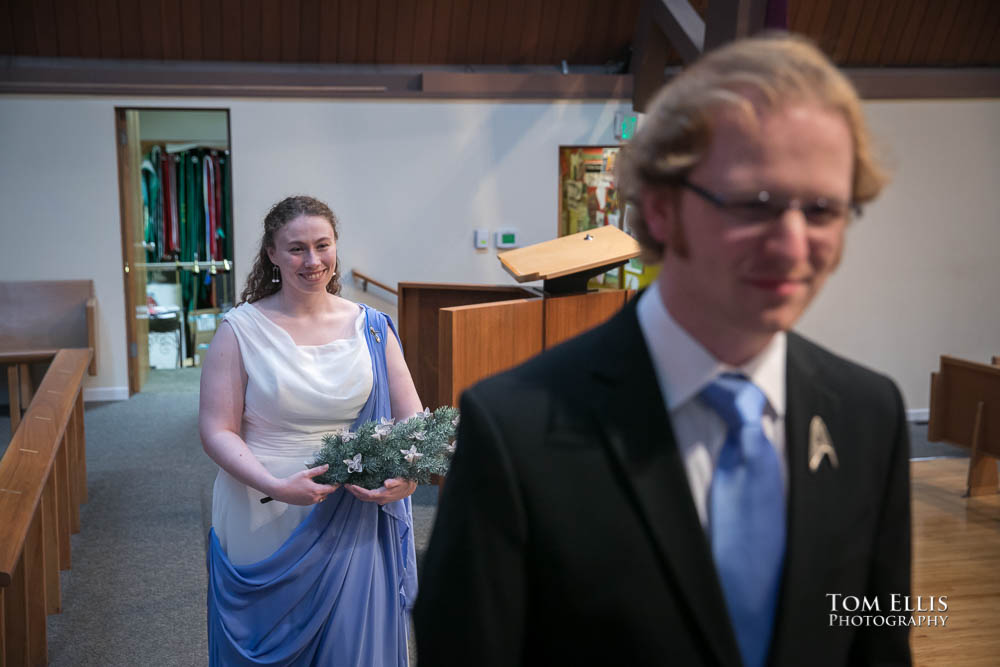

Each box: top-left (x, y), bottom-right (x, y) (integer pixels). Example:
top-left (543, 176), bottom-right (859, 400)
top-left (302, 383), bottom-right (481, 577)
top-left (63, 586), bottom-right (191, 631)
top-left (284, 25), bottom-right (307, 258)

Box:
top-left (0, 2), bottom-right (9, 55)
top-left (117, 0), bottom-right (142, 58)
top-left (242, 0), bottom-right (262, 61)
top-left (280, 0), bottom-right (299, 62)
top-left (909, 0), bottom-right (945, 66)
top-left (31, 0), bottom-right (58, 57)
top-left (180, 0), bottom-right (203, 59)
top-left (925, 1), bottom-right (959, 65)
top-left (891, 0), bottom-right (927, 66)
top-left (466, 0), bottom-right (488, 65)
top-left (410, 0), bottom-right (433, 63)
top-left (374, 0), bottom-right (394, 65)
top-left (844, 1), bottom-right (879, 66)
top-left (971, 3), bottom-right (1000, 64)
top-left (443, 0), bottom-right (466, 64)
top-left (223, 0), bottom-right (246, 61)
top-left (355, 0), bottom-right (376, 63)
top-left (258, 0), bottom-right (280, 62)
top-left (518, 0), bottom-right (543, 66)
top-left (302, 0), bottom-right (323, 62)
top-left (427, 0), bottom-right (450, 64)
top-left (534, 0), bottom-right (561, 64)
top-left (160, 0), bottom-right (184, 61)
top-left (1, 0), bottom-right (995, 74)
top-left (138, 1), bottom-right (161, 59)
top-left (337, 0), bottom-right (358, 63)
top-left (956, 0), bottom-right (989, 64)
top-left (393, 0), bottom-right (415, 63)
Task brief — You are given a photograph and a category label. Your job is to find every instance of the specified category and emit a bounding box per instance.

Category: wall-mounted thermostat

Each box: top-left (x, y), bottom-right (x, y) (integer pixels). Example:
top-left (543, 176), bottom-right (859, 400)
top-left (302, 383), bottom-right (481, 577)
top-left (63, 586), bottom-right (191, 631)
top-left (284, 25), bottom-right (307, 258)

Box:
top-left (495, 228), bottom-right (518, 249)
top-left (474, 229), bottom-right (489, 249)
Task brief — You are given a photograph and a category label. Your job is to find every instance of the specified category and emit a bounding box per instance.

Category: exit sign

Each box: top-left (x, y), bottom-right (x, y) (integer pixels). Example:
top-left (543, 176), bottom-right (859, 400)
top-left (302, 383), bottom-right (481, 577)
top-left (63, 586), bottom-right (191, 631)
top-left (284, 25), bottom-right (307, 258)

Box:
top-left (614, 111), bottom-right (639, 141)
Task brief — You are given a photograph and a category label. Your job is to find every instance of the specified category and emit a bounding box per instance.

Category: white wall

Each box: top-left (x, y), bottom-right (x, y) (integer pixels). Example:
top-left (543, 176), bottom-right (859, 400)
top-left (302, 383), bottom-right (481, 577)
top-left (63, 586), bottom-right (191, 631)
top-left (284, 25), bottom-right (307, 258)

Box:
top-left (1, 94), bottom-right (997, 411)
top-left (797, 100), bottom-right (1000, 412)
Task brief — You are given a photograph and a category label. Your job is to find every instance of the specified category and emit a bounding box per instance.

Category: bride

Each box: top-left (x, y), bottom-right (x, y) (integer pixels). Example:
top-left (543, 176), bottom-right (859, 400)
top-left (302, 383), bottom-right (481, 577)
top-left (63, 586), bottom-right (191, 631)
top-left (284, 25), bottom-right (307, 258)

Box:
top-left (199, 195), bottom-right (421, 665)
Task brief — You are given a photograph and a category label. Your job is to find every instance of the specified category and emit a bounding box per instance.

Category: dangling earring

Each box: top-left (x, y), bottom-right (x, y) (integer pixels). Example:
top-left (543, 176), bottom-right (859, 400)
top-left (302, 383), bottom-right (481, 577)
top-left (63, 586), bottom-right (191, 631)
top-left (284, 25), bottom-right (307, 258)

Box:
top-left (271, 266), bottom-right (281, 284)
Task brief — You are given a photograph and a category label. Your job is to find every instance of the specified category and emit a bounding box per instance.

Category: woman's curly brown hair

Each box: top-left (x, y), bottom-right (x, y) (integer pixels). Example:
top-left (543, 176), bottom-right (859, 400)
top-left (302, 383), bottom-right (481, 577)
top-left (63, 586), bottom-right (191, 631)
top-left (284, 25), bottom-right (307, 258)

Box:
top-left (239, 195), bottom-right (342, 304)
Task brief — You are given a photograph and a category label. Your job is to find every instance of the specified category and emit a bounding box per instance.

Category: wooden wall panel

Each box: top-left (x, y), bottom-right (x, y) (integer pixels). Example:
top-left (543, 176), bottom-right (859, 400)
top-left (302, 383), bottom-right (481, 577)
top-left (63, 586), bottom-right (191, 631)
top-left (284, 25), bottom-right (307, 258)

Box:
top-left (535, 0), bottom-right (560, 64)
top-left (971, 3), bottom-right (1000, 64)
top-left (439, 299), bottom-right (543, 408)
top-left (482, 0), bottom-right (507, 64)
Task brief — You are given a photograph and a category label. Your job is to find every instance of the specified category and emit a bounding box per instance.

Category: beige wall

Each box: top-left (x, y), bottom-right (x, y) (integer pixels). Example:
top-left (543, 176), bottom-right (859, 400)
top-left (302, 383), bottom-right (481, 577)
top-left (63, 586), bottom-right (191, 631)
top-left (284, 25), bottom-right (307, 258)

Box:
top-left (1, 95), bottom-right (997, 411)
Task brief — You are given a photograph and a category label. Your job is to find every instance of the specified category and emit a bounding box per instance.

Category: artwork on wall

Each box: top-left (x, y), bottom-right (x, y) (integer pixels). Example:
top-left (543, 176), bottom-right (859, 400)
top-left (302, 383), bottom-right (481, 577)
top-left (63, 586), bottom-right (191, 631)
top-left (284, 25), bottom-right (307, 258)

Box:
top-left (558, 146), bottom-right (658, 290)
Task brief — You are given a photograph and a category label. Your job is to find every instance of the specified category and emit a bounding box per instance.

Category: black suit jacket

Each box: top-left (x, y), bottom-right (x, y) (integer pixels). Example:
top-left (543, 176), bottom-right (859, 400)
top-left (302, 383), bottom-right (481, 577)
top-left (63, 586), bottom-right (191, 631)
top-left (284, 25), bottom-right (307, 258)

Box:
top-left (415, 298), bottom-right (911, 666)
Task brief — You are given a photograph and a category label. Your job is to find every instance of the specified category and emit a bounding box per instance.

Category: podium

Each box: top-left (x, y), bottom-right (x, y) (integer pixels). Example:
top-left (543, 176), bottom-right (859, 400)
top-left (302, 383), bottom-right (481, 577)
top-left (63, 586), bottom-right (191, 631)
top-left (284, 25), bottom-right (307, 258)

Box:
top-left (399, 226), bottom-right (639, 409)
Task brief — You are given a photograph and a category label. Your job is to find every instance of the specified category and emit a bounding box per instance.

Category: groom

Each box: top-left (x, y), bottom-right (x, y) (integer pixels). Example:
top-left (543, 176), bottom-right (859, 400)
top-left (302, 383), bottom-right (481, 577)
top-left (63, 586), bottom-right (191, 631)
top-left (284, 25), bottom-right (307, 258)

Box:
top-left (415, 33), bottom-right (911, 667)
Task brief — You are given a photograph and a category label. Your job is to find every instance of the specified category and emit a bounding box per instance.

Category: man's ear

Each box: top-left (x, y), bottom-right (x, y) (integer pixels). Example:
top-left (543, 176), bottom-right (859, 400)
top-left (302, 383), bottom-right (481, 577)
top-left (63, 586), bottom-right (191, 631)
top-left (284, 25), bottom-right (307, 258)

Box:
top-left (640, 187), bottom-right (674, 245)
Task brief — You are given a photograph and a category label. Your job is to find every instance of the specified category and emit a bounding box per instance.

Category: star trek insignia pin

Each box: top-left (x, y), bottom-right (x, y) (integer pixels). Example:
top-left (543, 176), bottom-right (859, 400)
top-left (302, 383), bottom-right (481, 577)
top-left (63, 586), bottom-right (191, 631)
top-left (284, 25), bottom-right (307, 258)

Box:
top-left (808, 415), bottom-right (839, 472)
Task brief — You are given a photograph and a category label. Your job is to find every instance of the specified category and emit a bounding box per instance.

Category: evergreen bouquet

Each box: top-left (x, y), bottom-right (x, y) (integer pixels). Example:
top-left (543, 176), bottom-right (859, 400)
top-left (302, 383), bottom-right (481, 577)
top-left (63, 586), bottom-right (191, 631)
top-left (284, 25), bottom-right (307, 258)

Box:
top-left (308, 406), bottom-right (460, 490)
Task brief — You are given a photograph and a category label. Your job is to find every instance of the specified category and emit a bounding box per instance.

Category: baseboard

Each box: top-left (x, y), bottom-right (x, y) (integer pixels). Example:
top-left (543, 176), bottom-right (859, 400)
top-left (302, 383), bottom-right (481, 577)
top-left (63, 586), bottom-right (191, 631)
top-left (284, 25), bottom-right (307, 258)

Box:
top-left (907, 408), bottom-right (929, 423)
top-left (83, 386), bottom-right (129, 403)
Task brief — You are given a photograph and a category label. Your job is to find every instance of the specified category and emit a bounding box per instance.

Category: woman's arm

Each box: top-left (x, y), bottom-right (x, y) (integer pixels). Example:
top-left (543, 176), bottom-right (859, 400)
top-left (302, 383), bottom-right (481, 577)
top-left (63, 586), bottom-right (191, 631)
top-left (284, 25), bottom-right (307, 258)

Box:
top-left (199, 321), bottom-right (337, 505)
top-left (345, 326), bottom-right (421, 504)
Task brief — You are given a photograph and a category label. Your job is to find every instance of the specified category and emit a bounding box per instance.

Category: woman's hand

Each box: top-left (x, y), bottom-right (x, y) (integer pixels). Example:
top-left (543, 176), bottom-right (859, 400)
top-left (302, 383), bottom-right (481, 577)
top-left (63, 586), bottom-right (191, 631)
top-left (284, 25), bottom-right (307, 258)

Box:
top-left (345, 477), bottom-right (417, 506)
top-left (267, 464), bottom-right (340, 505)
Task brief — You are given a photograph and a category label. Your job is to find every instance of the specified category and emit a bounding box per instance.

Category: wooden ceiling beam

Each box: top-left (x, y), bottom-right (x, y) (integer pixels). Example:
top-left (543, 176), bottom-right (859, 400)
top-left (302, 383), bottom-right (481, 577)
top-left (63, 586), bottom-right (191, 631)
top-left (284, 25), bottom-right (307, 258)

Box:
top-left (704, 0), bottom-right (768, 52)
top-left (0, 58), bottom-right (633, 100)
top-left (631, 0), bottom-right (706, 112)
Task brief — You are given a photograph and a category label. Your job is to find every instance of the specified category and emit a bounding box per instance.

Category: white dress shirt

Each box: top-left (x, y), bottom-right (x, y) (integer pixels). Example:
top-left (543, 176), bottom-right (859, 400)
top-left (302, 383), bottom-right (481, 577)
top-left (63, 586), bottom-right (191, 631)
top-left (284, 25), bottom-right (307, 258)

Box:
top-left (636, 282), bottom-right (788, 530)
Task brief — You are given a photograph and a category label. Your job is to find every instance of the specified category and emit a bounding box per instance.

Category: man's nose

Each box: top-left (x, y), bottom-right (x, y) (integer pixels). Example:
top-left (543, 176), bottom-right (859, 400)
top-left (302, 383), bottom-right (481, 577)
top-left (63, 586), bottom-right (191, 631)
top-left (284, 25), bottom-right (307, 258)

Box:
top-left (764, 208), bottom-right (810, 260)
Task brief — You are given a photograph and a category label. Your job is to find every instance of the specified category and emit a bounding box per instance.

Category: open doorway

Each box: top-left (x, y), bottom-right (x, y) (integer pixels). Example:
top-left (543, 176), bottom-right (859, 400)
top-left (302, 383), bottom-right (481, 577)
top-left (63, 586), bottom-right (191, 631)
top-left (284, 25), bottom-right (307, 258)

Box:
top-left (115, 108), bottom-right (234, 395)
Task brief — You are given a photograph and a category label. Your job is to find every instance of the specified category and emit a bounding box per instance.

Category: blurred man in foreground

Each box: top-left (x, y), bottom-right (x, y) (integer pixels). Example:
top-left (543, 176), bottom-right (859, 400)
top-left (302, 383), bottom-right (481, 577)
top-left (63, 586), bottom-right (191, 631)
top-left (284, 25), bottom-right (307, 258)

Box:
top-left (416, 33), bottom-right (910, 667)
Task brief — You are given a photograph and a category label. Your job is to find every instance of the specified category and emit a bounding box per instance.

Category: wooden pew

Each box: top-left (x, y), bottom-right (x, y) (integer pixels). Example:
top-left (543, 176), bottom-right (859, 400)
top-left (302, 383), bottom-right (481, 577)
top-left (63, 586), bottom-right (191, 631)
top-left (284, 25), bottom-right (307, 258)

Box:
top-left (0, 349), bottom-right (91, 666)
top-left (1, 280), bottom-right (97, 436)
top-left (928, 355), bottom-right (1000, 496)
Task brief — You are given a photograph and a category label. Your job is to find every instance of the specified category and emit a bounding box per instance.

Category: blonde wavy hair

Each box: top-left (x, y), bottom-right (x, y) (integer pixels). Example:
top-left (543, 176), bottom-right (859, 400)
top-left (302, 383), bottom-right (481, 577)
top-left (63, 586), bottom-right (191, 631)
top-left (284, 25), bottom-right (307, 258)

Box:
top-left (616, 32), bottom-right (888, 263)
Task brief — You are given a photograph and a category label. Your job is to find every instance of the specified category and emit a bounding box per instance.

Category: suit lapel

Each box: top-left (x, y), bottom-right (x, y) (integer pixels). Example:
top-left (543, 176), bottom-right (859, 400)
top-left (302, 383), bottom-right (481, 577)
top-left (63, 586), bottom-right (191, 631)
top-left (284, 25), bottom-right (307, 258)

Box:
top-left (770, 334), bottom-right (841, 659)
top-left (588, 303), bottom-right (742, 667)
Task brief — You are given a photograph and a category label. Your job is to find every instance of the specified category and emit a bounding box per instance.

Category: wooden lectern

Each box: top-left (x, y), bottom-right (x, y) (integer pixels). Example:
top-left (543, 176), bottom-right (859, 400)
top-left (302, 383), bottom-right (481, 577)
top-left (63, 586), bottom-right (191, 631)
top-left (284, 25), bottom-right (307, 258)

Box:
top-left (928, 355), bottom-right (1000, 496)
top-left (399, 225), bottom-right (639, 410)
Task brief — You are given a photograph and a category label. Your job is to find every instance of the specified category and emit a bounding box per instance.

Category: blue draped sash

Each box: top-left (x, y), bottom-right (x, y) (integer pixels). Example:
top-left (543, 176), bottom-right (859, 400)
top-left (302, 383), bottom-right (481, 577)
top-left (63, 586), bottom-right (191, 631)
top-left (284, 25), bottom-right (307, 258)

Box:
top-left (207, 305), bottom-right (417, 666)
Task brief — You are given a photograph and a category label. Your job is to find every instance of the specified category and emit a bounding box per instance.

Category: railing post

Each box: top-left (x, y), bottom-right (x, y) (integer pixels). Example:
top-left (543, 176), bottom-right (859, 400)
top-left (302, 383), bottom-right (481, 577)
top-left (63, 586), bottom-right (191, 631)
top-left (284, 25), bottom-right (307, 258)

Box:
top-left (42, 477), bottom-right (61, 615)
top-left (55, 442), bottom-right (72, 571)
top-left (25, 511), bottom-right (47, 665)
top-left (75, 392), bottom-right (88, 504)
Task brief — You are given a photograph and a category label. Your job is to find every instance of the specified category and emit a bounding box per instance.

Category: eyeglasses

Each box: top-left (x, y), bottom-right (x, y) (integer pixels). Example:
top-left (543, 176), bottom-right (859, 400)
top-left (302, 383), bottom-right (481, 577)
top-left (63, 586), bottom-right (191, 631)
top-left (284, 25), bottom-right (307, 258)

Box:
top-left (681, 180), bottom-right (861, 226)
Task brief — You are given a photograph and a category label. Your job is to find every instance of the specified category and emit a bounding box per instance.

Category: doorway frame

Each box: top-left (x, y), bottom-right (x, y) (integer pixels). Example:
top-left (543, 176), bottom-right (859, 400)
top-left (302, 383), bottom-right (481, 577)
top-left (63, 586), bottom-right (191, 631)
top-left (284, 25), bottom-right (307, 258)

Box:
top-left (113, 105), bottom-right (234, 395)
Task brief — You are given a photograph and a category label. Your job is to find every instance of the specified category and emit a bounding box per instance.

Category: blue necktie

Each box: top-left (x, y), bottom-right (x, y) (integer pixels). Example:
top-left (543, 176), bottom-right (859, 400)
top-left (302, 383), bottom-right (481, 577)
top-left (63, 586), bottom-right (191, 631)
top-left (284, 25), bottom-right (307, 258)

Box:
top-left (700, 373), bottom-right (786, 667)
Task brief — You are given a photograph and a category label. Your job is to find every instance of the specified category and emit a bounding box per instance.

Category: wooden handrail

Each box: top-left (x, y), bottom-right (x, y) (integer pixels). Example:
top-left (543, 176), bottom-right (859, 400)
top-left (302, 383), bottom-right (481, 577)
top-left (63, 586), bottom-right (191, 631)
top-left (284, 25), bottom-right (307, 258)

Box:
top-left (352, 270), bottom-right (398, 296)
top-left (0, 348), bottom-right (91, 664)
top-left (0, 349), bottom-right (59, 364)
